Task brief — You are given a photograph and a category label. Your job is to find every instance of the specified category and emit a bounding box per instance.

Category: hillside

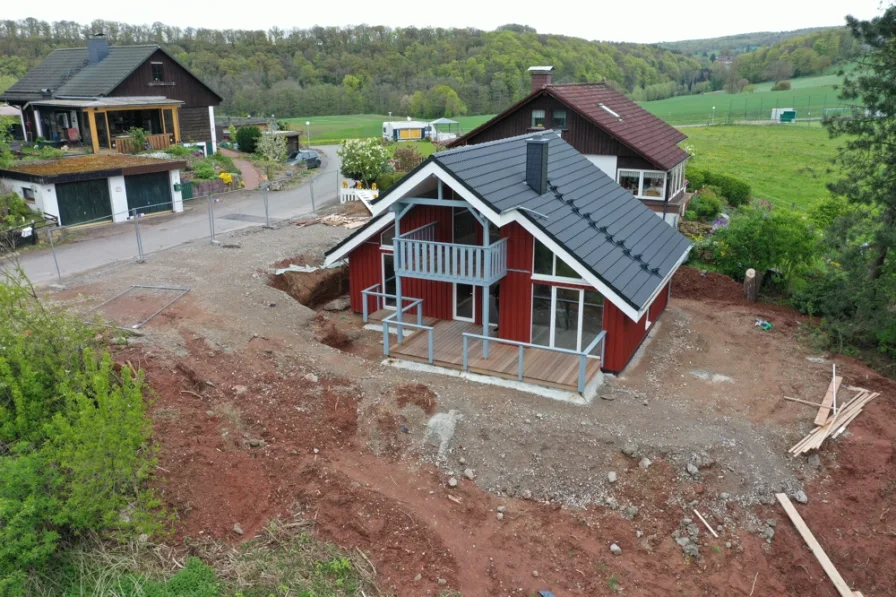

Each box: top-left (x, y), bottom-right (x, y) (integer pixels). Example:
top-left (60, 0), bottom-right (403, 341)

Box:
top-left (658, 26), bottom-right (840, 57)
top-left (0, 19), bottom-right (706, 118)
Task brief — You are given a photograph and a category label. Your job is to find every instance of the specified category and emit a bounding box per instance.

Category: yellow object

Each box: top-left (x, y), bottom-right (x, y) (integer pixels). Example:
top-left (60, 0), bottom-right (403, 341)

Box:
top-left (219, 172), bottom-right (233, 185)
top-left (342, 180), bottom-right (349, 188)
top-left (355, 181), bottom-right (362, 188)
top-left (371, 183), bottom-right (377, 190)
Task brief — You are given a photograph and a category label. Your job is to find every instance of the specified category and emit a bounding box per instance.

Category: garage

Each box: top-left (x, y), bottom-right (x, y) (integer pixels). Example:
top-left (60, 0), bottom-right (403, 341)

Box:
top-left (56, 178), bottom-right (113, 226)
top-left (125, 171), bottom-right (172, 215)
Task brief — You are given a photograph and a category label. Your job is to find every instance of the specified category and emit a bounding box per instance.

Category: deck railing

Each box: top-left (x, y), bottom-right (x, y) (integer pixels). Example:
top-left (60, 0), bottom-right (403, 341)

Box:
top-left (461, 330), bottom-right (607, 394)
top-left (340, 188), bottom-right (379, 204)
top-left (394, 236), bottom-right (508, 285)
top-left (114, 133), bottom-right (174, 154)
top-left (361, 282), bottom-right (434, 363)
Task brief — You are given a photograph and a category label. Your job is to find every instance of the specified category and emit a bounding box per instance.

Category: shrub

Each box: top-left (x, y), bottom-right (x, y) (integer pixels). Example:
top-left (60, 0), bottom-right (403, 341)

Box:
top-left (0, 269), bottom-right (158, 593)
top-left (207, 152), bottom-right (238, 173)
top-left (711, 204), bottom-right (816, 282)
top-left (128, 127), bottom-right (148, 153)
top-left (234, 126), bottom-right (261, 154)
top-left (338, 138), bottom-right (391, 187)
top-left (255, 133), bottom-right (288, 163)
top-left (686, 168), bottom-right (704, 191)
top-left (392, 145), bottom-right (424, 172)
top-left (165, 145), bottom-right (194, 157)
top-left (374, 171), bottom-right (407, 191)
top-left (37, 146), bottom-right (64, 160)
top-left (772, 80), bottom-right (792, 91)
top-left (192, 160), bottom-right (216, 180)
top-left (686, 188), bottom-right (723, 221)
top-left (687, 168), bottom-right (751, 206)
top-left (1, 193), bottom-right (35, 229)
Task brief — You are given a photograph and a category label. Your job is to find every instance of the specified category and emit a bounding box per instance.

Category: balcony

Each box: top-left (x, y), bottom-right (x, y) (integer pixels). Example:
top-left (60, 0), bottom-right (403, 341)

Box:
top-left (113, 133), bottom-right (175, 154)
top-left (394, 223), bottom-right (508, 285)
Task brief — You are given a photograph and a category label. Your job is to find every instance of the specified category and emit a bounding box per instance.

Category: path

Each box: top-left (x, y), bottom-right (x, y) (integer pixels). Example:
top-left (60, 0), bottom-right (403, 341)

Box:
top-left (219, 147), bottom-right (261, 190)
top-left (9, 145), bottom-right (343, 286)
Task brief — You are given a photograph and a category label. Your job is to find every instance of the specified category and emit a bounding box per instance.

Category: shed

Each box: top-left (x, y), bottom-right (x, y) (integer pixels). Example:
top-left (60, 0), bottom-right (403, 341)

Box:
top-left (429, 117), bottom-right (460, 142)
top-left (0, 154), bottom-right (186, 226)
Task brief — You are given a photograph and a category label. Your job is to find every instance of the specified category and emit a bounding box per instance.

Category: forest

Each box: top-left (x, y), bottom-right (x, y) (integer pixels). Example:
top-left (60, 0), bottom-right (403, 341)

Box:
top-left (2, 19), bottom-right (708, 117)
top-left (657, 26), bottom-right (837, 58)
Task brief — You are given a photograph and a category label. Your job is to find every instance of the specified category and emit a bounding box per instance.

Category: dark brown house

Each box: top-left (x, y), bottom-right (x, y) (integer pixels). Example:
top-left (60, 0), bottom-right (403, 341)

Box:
top-left (0, 34), bottom-right (222, 154)
top-left (449, 66), bottom-right (690, 225)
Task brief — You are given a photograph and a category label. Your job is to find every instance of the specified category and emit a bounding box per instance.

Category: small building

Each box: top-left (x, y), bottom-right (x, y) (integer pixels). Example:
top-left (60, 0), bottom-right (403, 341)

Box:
top-left (0, 154), bottom-right (186, 226)
top-left (268, 130), bottom-right (302, 154)
top-left (383, 120), bottom-right (429, 142)
top-left (324, 131), bottom-right (691, 395)
top-left (448, 66), bottom-right (691, 226)
top-left (0, 34), bottom-right (222, 154)
top-left (429, 117), bottom-right (461, 142)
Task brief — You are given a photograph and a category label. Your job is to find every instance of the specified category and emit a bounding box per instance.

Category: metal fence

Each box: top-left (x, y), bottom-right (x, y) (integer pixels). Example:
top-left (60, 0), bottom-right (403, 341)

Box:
top-left (3, 168), bottom-right (345, 288)
top-left (650, 93), bottom-right (861, 127)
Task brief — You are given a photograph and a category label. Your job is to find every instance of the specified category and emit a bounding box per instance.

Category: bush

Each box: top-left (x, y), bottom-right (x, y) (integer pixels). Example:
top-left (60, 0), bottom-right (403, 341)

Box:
top-left (374, 171), bottom-right (407, 191)
top-left (165, 145), bottom-right (194, 157)
top-left (0, 269), bottom-right (158, 593)
top-left (687, 168), bottom-right (751, 206)
top-left (234, 126), bottom-right (261, 154)
top-left (686, 188), bottom-right (723, 221)
top-left (392, 145), bottom-right (424, 172)
top-left (1, 192), bottom-right (35, 229)
top-left (207, 152), bottom-right (238, 173)
top-left (192, 160), bottom-right (216, 180)
top-left (772, 80), bottom-right (792, 91)
top-left (255, 133), bottom-right (288, 163)
top-left (711, 204), bottom-right (816, 282)
top-left (338, 138), bottom-right (391, 187)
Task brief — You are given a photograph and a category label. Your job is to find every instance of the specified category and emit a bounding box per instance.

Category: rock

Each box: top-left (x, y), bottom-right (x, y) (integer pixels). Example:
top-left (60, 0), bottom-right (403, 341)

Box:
top-left (642, 400), bottom-right (649, 406)
top-left (686, 463), bottom-right (699, 476)
top-left (248, 439), bottom-right (266, 448)
top-left (806, 356), bottom-right (826, 364)
top-left (304, 373), bottom-right (319, 383)
top-left (322, 296), bottom-right (351, 311)
top-left (464, 468), bottom-right (475, 480)
top-left (233, 385), bottom-right (248, 395)
top-left (608, 471), bottom-right (617, 483)
top-left (720, 492), bottom-right (730, 500)
top-left (687, 523), bottom-right (700, 538)
top-left (622, 443), bottom-right (639, 458)
top-left (725, 541), bottom-right (732, 549)
top-left (522, 490), bottom-right (533, 500)
top-left (138, 533), bottom-right (149, 543)
top-left (497, 506), bottom-right (506, 513)
top-left (807, 453), bottom-right (821, 469)
top-left (497, 512), bottom-right (504, 521)
top-left (232, 523), bottom-right (244, 536)
top-left (675, 537), bottom-right (691, 547)
top-left (636, 530), bottom-right (643, 538)
top-left (448, 477), bottom-right (458, 488)
top-left (639, 457), bottom-right (652, 469)
top-left (624, 506), bottom-right (639, 519)
top-left (792, 490), bottom-right (809, 504)
top-left (610, 543), bottom-right (622, 555)
top-left (766, 519), bottom-right (777, 528)
top-left (437, 578), bottom-right (447, 586)
top-left (600, 394), bottom-right (615, 401)
top-left (683, 544), bottom-right (700, 558)
top-left (414, 574), bottom-right (422, 581)
top-left (313, 448), bottom-right (319, 454)
top-left (459, 457), bottom-right (466, 465)
top-left (206, 410), bottom-right (215, 416)
top-left (532, 570), bottom-right (539, 578)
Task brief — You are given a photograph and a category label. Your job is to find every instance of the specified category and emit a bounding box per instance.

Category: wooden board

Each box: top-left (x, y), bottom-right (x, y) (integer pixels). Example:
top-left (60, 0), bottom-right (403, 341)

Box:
top-left (815, 376), bottom-right (843, 426)
top-left (776, 493), bottom-right (856, 597)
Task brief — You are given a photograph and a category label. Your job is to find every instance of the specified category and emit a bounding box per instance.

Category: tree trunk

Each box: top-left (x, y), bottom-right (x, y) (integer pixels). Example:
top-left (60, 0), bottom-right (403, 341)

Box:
top-left (744, 268), bottom-right (762, 302)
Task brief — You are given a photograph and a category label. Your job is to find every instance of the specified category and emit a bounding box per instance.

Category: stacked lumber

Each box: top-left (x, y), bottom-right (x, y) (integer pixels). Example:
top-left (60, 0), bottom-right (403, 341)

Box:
top-left (789, 388), bottom-right (879, 455)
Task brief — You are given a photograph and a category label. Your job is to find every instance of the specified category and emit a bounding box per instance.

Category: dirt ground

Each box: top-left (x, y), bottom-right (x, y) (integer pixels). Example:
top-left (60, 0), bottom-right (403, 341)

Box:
top-left (49, 214), bottom-right (896, 596)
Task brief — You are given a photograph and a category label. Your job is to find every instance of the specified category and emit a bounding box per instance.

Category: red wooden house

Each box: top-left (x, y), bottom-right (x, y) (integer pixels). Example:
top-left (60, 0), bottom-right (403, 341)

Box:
top-left (324, 132), bottom-right (691, 395)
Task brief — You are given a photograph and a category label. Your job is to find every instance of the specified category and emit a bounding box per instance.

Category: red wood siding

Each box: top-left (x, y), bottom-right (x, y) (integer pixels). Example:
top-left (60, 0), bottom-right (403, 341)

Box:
top-left (398, 205), bottom-right (453, 320)
top-left (601, 281), bottom-right (670, 373)
top-left (348, 240), bottom-right (383, 315)
top-left (498, 222), bottom-right (534, 342)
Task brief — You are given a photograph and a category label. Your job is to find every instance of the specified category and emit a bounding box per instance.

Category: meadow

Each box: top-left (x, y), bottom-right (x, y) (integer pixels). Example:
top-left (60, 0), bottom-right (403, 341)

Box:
top-left (681, 124), bottom-right (843, 210)
top-left (283, 114), bottom-right (495, 144)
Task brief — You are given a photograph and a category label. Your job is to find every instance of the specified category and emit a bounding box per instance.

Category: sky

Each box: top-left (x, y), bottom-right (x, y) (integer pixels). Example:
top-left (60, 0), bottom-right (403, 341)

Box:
top-left (4, 0), bottom-right (887, 44)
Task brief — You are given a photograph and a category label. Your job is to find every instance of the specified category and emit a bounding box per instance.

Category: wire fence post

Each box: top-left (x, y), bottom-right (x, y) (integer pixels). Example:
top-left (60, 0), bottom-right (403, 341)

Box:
top-left (46, 227), bottom-right (64, 287)
top-left (207, 193), bottom-right (218, 244)
top-left (131, 208), bottom-right (145, 263)
top-left (310, 178), bottom-right (317, 214)
top-left (262, 185), bottom-right (272, 229)
top-left (335, 169), bottom-right (339, 203)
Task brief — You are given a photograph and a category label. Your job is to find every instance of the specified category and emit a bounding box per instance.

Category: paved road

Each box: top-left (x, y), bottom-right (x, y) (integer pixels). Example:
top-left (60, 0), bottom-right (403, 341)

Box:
top-left (9, 145), bottom-right (344, 286)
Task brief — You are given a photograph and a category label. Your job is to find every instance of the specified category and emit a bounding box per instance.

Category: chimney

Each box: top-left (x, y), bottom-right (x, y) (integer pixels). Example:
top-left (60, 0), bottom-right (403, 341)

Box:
top-left (528, 65), bottom-right (554, 93)
top-left (87, 33), bottom-right (109, 64)
top-left (525, 136), bottom-right (549, 195)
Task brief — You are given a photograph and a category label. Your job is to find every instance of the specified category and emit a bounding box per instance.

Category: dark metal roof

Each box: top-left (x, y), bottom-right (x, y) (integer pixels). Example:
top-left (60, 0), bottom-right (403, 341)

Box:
top-left (449, 83), bottom-right (689, 171)
top-left (433, 132), bottom-right (691, 311)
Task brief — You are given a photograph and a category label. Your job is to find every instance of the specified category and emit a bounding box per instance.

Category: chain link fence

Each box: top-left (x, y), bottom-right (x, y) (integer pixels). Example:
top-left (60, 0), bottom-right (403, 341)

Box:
top-left (649, 93), bottom-right (860, 127)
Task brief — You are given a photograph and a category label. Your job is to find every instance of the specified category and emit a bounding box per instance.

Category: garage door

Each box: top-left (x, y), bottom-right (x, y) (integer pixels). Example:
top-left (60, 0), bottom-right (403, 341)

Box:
top-left (55, 179), bottom-right (112, 226)
top-left (125, 171), bottom-right (172, 215)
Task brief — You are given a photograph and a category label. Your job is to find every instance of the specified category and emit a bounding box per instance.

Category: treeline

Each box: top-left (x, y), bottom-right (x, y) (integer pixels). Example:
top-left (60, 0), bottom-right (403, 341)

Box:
top-left (0, 18), bottom-right (707, 117)
top-left (658, 26), bottom-right (837, 58)
top-left (732, 28), bottom-right (862, 83)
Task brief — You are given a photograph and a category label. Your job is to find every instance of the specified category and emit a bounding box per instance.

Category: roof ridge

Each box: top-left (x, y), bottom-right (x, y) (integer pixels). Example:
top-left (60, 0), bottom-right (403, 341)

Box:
top-left (435, 130), bottom-right (556, 158)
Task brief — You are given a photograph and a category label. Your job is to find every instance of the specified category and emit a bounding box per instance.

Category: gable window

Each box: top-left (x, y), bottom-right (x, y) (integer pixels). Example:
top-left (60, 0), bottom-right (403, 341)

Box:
top-left (380, 225), bottom-right (395, 247)
top-left (151, 62), bottom-right (165, 82)
top-left (531, 109), bottom-right (546, 128)
top-left (617, 169), bottom-right (667, 200)
top-left (552, 109), bottom-right (567, 130)
top-left (533, 239), bottom-right (583, 281)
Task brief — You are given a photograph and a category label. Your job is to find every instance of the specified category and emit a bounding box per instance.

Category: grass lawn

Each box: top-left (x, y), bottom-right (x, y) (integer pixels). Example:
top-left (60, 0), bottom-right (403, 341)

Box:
top-left (642, 73), bottom-right (856, 126)
top-left (283, 114), bottom-right (495, 144)
top-left (682, 125), bottom-right (844, 210)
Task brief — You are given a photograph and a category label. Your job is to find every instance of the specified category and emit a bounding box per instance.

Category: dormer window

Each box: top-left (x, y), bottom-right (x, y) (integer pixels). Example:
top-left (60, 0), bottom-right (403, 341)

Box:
top-left (552, 109), bottom-right (567, 130)
top-left (151, 62), bottom-right (165, 82)
top-left (531, 109), bottom-right (545, 128)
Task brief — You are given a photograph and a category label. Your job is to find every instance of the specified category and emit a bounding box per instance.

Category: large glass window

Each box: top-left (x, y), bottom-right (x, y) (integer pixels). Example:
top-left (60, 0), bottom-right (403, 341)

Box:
top-left (617, 169), bottom-right (668, 199)
top-left (163, 109), bottom-right (175, 136)
top-left (552, 109), bottom-right (567, 130)
top-left (582, 290), bottom-right (605, 355)
top-left (382, 254), bottom-right (396, 308)
top-left (531, 284), bottom-right (553, 346)
top-left (531, 285), bottom-right (605, 352)
top-left (618, 170), bottom-right (641, 195)
top-left (531, 109), bottom-right (546, 128)
top-left (533, 240), bottom-right (582, 280)
top-left (381, 225), bottom-right (395, 247)
top-left (151, 62), bottom-right (165, 82)
top-left (553, 288), bottom-right (580, 350)
top-left (95, 112), bottom-right (110, 149)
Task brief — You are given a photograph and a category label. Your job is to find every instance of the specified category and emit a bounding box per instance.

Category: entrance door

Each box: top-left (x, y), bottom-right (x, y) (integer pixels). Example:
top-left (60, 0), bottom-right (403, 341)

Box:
top-left (531, 285), bottom-right (605, 352)
top-left (55, 179), bottom-right (112, 226)
top-left (453, 283), bottom-right (475, 322)
top-left (124, 171), bottom-right (172, 215)
top-left (382, 253), bottom-right (396, 309)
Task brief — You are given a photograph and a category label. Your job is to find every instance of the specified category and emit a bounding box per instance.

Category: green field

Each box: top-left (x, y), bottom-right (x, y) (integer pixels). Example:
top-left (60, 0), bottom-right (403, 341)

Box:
top-left (283, 114), bottom-right (495, 144)
top-left (682, 125), bottom-right (843, 210)
top-left (641, 73), bottom-right (857, 126)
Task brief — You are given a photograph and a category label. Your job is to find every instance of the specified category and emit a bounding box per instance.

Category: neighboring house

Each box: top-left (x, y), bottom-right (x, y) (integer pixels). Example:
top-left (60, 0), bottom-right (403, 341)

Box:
top-left (0, 154), bottom-right (186, 226)
top-left (448, 66), bottom-right (691, 226)
top-left (0, 34), bottom-right (222, 154)
top-left (216, 116), bottom-right (273, 141)
top-left (324, 131), bottom-right (691, 394)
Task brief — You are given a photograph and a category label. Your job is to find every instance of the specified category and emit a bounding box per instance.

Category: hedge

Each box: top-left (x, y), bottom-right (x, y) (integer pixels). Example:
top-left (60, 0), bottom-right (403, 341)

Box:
top-left (686, 167), bottom-right (751, 206)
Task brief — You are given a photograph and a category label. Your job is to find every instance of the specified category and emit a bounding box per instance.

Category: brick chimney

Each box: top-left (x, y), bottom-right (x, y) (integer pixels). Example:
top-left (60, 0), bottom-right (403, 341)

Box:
top-left (528, 66), bottom-right (554, 93)
top-left (87, 33), bottom-right (109, 64)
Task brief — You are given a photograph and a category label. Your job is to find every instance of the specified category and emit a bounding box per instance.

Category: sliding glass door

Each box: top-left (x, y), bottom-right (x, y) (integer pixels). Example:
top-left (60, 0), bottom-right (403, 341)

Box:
top-left (531, 285), bottom-right (604, 352)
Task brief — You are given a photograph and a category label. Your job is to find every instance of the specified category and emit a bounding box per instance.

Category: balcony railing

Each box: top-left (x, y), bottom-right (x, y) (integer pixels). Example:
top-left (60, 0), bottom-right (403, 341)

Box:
top-left (395, 223), bottom-right (508, 285)
top-left (114, 133), bottom-right (175, 154)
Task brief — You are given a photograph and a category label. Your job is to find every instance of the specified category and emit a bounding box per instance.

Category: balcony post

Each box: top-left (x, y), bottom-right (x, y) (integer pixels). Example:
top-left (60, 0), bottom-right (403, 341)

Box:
top-left (392, 204), bottom-right (404, 343)
top-left (481, 214), bottom-right (490, 357)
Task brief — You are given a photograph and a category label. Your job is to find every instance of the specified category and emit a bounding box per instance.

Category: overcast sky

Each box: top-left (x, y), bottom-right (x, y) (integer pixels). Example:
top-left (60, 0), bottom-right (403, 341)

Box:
top-left (5, 0), bottom-right (887, 44)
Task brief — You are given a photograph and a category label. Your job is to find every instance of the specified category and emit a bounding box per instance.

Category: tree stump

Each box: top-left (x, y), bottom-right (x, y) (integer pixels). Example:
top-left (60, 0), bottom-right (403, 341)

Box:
top-left (744, 268), bottom-right (762, 302)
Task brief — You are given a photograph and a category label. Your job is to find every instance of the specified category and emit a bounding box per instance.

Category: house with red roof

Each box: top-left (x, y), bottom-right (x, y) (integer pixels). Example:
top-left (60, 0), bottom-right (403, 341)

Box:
top-left (448, 66), bottom-right (691, 226)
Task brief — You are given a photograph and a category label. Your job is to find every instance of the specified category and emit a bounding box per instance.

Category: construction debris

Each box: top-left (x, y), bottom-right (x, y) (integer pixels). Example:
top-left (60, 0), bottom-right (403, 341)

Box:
top-left (321, 214), bottom-right (368, 229)
top-left (274, 260), bottom-right (346, 276)
top-left (788, 387), bottom-right (879, 455)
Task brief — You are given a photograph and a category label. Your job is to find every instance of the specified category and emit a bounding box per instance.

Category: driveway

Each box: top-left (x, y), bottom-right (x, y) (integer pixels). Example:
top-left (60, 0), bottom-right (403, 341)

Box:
top-left (8, 145), bottom-right (344, 286)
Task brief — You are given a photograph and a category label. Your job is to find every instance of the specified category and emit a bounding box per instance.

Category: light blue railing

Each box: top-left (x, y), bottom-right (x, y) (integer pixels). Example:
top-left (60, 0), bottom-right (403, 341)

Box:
top-left (360, 282), bottom-right (434, 364)
top-left (395, 235), bottom-right (508, 285)
top-left (462, 330), bottom-right (607, 393)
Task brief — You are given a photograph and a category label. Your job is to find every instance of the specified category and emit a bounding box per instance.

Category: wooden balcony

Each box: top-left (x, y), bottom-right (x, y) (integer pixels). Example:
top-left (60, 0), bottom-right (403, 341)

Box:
top-left (114, 133), bottom-right (175, 154)
top-left (395, 223), bottom-right (508, 286)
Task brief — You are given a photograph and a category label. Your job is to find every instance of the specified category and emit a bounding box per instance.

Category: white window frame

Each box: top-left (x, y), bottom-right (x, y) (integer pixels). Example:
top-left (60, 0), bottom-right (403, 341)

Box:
top-left (453, 283), bottom-right (476, 323)
top-left (532, 239), bottom-right (584, 284)
top-left (531, 284), bottom-right (604, 353)
top-left (381, 252), bottom-right (396, 310)
top-left (531, 109), bottom-right (546, 128)
top-left (617, 168), bottom-right (667, 200)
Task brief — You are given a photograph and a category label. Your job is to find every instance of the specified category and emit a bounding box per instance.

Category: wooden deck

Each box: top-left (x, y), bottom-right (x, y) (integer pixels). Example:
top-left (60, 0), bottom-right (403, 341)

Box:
top-left (374, 316), bottom-right (602, 392)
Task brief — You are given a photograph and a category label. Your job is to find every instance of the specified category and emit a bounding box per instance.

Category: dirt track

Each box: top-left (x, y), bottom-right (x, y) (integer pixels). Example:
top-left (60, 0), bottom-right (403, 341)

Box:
top-left (50, 216), bottom-right (896, 596)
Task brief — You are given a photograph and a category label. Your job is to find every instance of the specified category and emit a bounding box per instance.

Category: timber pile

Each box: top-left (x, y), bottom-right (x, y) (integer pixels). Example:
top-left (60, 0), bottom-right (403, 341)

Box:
top-left (788, 385), bottom-right (879, 455)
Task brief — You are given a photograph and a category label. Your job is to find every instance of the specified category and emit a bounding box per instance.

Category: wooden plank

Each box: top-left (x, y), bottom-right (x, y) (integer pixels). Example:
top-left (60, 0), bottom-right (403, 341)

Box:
top-left (693, 509), bottom-right (719, 538)
top-left (815, 376), bottom-right (843, 426)
top-left (775, 494), bottom-right (856, 597)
